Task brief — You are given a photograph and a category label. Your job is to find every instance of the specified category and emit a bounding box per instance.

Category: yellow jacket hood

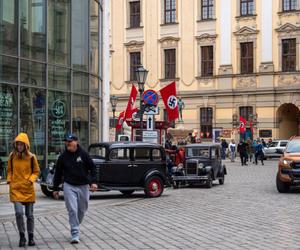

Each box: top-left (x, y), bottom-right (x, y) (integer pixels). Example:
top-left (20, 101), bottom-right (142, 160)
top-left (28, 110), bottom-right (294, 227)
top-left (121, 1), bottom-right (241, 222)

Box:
top-left (14, 133), bottom-right (30, 148)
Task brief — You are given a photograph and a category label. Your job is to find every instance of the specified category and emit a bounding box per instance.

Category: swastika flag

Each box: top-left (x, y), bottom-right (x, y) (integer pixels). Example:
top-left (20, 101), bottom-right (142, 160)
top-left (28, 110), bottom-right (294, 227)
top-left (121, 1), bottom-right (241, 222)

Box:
top-left (124, 85), bottom-right (138, 121)
top-left (159, 81), bottom-right (179, 122)
top-left (239, 116), bottom-right (247, 134)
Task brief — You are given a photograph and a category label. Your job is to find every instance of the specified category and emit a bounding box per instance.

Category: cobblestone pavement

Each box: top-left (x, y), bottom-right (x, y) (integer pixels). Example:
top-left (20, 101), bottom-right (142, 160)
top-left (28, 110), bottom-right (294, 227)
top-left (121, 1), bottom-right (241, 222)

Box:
top-left (1, 159), bottom-right (300, 249)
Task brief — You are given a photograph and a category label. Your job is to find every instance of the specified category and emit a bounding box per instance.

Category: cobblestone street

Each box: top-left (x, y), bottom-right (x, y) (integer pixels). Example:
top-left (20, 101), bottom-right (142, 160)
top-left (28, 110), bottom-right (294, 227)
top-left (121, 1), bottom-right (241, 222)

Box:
top-left (1, 159), bottom-right (300, 249)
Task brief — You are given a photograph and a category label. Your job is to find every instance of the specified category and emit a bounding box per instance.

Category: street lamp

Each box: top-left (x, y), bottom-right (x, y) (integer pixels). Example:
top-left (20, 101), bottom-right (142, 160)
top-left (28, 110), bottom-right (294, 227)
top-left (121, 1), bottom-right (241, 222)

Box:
top-left (135, 65), bottom-right (149, 141)
top-left (110, 95), bottom-right (118, 140)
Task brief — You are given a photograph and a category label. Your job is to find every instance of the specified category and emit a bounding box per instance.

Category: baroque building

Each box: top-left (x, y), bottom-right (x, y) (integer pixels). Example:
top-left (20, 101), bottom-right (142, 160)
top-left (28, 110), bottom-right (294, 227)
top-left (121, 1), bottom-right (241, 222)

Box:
top-left (110, 0), bottom-right (300, 141)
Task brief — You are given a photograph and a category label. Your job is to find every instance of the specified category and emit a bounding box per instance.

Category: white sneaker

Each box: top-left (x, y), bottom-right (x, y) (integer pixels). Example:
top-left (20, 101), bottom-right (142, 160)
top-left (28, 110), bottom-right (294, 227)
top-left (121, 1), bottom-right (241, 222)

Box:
top-left (70, 236), bottom-right (80, 244)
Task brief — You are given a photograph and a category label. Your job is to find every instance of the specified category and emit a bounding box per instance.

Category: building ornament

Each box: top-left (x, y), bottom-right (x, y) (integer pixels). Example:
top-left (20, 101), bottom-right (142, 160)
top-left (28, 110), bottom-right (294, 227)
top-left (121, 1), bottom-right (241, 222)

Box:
top-left (236, 76), bottom-right (257, 88)
top-left (275, 23), bottom-right (300, 37)
top-left (233, 26), bottom-right (259, 42)
top-left (124, 40), bottom-right (144, 52)
top-left (158, 36), bottom-right (180, 48)
top-left (278, 75), bottom-right (300, 87)
top-left (195, 33), bottom-right (217, 45)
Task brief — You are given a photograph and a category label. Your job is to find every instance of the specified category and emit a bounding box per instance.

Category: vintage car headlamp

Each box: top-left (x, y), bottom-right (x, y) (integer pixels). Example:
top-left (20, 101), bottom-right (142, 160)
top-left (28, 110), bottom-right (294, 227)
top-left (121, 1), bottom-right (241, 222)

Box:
top-left (198, 163), bottom-right (204, 169)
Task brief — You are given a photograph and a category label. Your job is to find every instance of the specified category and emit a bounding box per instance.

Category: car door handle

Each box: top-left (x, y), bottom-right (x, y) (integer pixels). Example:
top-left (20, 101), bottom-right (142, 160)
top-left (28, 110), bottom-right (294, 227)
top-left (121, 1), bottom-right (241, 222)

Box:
top-left (132, 164), bottom-right (138, 167)
top-left (128, 164), bottom-right (138, 168)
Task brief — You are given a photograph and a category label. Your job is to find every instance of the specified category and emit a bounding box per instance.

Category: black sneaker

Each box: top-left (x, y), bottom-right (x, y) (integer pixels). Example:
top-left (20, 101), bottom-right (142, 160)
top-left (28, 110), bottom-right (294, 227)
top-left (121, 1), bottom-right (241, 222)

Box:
top-left (19, 233), bottom-right (26, 247)
top-left (28, 233), bottom-right (35, 246)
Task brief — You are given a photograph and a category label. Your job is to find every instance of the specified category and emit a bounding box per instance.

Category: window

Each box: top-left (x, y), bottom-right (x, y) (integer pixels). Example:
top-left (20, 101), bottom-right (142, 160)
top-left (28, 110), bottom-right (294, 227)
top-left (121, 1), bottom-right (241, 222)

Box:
top-left (240, 42), bottom-right (253, 74)
top-left (239, 106), bottom-right (253, 121)
top-left (201, 46), bottom-right (214, 76)
top-left (164, 0), bottom-right (176, 24)
top-left (200, 108), bottom-right (213, 139)
top-left (282, 0), bottom-right (297, 11)
top-left (152, 149), bottom-right (162, 160)
top-left (110, 148), bottom-right (130, 160)
top-left (130, 1), bottom-right (140, 28)
top-left (282, 39), bottom-right (296, 72)
top-left (164, 49), bottom-right (176, 79)
top-left (240, 0), bottom-right (254, 16)
top-left (134, 148), bottom-right (150, 160)
top-left (129, 52), bottom-right (141, 81)
top-left (201, 0), bottom-right (213, 19)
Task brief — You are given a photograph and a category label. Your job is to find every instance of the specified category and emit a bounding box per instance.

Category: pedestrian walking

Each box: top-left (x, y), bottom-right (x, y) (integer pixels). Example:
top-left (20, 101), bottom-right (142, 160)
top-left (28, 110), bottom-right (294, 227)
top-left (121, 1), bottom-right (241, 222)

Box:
top-left (255, 140), bottom-right (265, 165)
top-left (221, 139), bottom-right (228, 160)
top-left (6, 133), bottom-right (40, 247)
top-left (52, 133), bottom-right (97, 244)
top-left (237, 139), bottom-right (248, 166)
top-left (229, 139), bottom-right (236, 162)
top-left (246, 138), bottom-right (254, 164)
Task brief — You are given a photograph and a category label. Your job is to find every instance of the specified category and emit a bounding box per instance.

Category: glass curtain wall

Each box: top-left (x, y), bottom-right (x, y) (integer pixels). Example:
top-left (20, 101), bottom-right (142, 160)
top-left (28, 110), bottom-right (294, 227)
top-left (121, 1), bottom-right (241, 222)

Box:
top-left (0, 0), bottom-right (102, 169)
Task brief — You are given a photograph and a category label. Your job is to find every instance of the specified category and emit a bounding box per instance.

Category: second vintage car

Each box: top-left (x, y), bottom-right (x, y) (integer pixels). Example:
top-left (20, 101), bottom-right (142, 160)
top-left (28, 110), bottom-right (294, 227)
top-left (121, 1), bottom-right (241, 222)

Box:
top-left (172, 143), bottom-right (227, 188)
top-left (41, 142), bottom-right (168, 198)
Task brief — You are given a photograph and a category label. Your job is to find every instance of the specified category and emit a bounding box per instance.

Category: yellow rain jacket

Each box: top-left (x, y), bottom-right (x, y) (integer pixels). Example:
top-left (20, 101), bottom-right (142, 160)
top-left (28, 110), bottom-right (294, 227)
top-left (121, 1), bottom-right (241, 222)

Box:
top-left (6, 133), bottom-right (40, 203)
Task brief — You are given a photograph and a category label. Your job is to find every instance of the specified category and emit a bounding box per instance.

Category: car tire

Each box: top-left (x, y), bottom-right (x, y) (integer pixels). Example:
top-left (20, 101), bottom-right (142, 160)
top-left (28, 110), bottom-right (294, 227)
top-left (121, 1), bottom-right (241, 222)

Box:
top-left (276, 173), bottom-right (290, 193)
top-left (219, 172), bottom-right (225, 185)
top-left (205, 173), bottom-right (213, 188)
top-left (120, 190), bottom-right (134, 195)
top-left (41, 184), bottom-right (53, 197)
top-left (144, 176), bottom-right (164, 198)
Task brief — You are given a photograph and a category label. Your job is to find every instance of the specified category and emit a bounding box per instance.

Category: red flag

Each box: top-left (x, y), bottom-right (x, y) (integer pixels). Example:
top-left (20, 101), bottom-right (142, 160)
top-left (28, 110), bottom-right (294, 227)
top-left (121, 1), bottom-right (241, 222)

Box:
top-left (239, 116), bottom-right (247, 134)
top-left (159, 82), bottom-right (179, 121)
top-left (124, 85), bottom-right (138, 121)
top-left (116, 111), bottom-right (125, 131)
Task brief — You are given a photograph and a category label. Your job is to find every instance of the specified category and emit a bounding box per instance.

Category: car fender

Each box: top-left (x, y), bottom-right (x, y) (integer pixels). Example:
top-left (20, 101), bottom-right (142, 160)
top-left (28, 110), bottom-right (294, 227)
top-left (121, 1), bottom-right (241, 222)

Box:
top-left (144, 170), bottom-right (166, 184)
top-left (219, 164), bottom-right (227, 175)
top-left (204, 166), bottom-right (213, 175)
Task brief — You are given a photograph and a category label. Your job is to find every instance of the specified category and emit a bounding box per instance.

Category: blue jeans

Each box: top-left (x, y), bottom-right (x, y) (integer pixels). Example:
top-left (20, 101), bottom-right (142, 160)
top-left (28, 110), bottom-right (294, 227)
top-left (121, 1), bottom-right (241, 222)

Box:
top-left (14, 202), bottom-right (34, 234)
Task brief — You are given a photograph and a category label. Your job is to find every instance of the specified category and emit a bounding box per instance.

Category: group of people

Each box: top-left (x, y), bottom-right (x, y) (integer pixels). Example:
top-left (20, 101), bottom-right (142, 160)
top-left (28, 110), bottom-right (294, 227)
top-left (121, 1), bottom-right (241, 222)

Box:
top-left (222, 138), bottom-right (268, 166)
top-left (6, 132), bottom-right (97, 247)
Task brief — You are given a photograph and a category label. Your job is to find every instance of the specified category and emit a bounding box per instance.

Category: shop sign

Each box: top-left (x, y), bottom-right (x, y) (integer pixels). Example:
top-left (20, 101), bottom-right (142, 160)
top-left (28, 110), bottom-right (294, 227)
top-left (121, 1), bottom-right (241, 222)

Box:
top-left (0, 92), bottom-right (13, 139)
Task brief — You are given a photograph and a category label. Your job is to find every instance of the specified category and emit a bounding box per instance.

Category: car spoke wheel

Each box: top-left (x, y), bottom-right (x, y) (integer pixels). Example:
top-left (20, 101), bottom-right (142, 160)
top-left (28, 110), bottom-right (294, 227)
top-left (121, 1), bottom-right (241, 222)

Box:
top-left (145, 176), bottom-right (164, 198)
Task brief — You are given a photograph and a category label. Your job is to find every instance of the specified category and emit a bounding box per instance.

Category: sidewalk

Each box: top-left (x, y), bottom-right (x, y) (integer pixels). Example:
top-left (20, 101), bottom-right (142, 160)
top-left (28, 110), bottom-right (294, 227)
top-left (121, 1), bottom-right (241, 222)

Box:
top-left (0, 181), bottom-right (8, 195)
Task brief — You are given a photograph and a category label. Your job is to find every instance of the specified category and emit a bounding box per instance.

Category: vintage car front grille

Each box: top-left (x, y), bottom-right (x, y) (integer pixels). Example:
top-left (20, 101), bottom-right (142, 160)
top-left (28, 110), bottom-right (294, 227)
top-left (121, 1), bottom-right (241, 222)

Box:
top-left (95, 165), bottom-right (101, 180)
top-left (186, 162), bottom-right (198, 175)
top-left (291, 161), bottom-right (300, 169)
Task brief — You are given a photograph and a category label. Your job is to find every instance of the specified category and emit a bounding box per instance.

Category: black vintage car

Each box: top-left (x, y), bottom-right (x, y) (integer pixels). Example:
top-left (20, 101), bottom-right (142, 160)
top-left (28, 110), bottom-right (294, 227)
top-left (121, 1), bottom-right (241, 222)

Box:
top-left (172, 143), bottom-right (227, 188)
top-left (40, 142), bottom-right (167, 198)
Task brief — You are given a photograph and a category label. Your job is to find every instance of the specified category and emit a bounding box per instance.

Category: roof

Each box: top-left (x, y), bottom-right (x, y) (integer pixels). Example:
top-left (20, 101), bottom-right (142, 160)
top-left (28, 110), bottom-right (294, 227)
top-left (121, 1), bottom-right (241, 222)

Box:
top-left (185, 143), bottom-right (221, 148)
top-left (89, 142), bottom-right (163, 149)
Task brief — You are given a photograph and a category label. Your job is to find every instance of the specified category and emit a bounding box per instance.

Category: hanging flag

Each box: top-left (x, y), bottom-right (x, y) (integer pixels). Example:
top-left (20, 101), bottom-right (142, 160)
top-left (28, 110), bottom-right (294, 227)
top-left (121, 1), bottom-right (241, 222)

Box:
top-left (131, 108), bottom-right (139, 121)
top-left (159, 82), bottom-right (179, 121)
top-left (116, 111), bottom-right (125, 131)
top-left (124, 85), bottom-right (138, 121)
top-left (239, 116), bottom-right (247, 134)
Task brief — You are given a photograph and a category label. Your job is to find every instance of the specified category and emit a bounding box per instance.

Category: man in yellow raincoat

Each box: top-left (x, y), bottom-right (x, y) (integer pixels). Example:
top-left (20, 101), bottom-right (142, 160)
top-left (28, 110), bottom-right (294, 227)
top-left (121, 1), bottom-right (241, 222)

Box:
top-left (6, 133), bottom-right (40, 247)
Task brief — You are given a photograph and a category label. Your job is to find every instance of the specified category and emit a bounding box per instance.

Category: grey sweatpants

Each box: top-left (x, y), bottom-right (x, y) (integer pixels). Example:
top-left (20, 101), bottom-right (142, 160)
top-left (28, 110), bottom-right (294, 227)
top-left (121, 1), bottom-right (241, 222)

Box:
top-left (63, 182), bottom-right (90, 237)
top-left (14, 202), bottom-right (34, 234)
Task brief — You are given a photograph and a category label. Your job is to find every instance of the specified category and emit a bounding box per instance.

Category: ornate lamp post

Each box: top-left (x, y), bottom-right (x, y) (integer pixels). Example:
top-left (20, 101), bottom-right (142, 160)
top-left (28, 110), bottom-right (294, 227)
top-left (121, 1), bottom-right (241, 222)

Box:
top-left (110, 95), bottom-right (118, 140)
top-left (135, 65), bottom-right (149, 141)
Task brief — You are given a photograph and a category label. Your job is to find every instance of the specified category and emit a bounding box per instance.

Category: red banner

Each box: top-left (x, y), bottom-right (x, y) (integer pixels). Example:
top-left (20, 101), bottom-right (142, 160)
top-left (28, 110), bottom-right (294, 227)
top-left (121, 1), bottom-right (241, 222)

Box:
top-left (159, 82), bottom-right (179, 121)
top-left (116, 111), bottom-right (125, 131)
top-left (239, 116), bottom-right (247, 134)
top-left (124, 85), bottom-right (138, 121)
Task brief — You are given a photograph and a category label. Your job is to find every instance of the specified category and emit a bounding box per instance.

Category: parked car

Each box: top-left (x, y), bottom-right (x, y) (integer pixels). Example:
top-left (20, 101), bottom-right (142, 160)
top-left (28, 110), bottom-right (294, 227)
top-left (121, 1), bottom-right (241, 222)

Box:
top-left (172, 143), bottom-right (227, 188)
top-left (276, 136), bottom-right (300, 193)
top-left (40, 142), bottom-right (168, 198)
top-left (263, 140), bottom-right (288, 159)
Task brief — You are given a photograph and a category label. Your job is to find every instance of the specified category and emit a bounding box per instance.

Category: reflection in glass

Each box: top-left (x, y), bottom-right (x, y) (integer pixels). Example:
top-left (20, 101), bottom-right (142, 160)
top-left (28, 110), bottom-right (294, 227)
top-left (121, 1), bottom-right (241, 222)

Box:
top-left (48, 65), bottom-right (71, 90)
top-left (73, 72), bottom-right (89, 93)
top-left (72, 0), bottom-right (89, 71)
top-left (90, 97), bottom-right (99, 144)
top-left (48, 0), bottom-right (71, 65)
top-left (21, 60), bottom-right (46, 86)
top-left (0, 56), bottom-right (18, 83)
top-left (72, 94), bottom-right (89, 150)
top-left (0, 0), bottom-right (18, 55)
top-left (90, 76), bottom-right (99, 96)
top-left (48, 91), bottom-right (70, 157)
top-left (20, 0), bottom-right (46, 61)
top-left (90, 0), bottom-right (99, 75)
top-left (0, 84), bottom-right (18, 157)
top-left (20, 87), bottom-right (46, 166)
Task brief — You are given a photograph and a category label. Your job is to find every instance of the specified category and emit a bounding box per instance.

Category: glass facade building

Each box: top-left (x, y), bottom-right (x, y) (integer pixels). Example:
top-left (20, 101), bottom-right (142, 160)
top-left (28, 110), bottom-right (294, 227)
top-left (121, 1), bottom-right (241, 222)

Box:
top-left (0, 0), bottom-right (103, 168)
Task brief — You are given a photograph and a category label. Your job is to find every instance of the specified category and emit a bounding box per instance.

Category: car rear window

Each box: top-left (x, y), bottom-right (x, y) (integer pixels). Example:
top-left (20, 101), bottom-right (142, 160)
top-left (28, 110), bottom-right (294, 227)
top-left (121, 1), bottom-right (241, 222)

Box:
top-left (134, 148), bottom-right (151, 161)
top-left (286, 141), bottom-right (300, 153)
top-left (152, 149), bottom-right (162, 160)
top-left (89, 146), bottom-right (106, 159)
top-left (280, 141), bottom-right (288, 147)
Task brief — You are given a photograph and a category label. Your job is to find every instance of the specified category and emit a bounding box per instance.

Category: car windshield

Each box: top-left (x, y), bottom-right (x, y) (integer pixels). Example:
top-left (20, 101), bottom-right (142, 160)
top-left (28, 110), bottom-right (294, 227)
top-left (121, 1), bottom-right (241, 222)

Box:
top-left (268, 142), bottom-right (278, 147)
top-left (186, 147), bottom-right (210, 158)
top-left (286, 141), bottom-right (300, 153)
top-left (89, 146), bottom-right (106, 159)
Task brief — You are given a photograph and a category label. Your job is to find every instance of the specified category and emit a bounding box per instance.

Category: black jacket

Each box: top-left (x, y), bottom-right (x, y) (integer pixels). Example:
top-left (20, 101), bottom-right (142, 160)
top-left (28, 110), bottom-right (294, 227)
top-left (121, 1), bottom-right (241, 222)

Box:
top-left (53, 146), bottom-right (97, 191)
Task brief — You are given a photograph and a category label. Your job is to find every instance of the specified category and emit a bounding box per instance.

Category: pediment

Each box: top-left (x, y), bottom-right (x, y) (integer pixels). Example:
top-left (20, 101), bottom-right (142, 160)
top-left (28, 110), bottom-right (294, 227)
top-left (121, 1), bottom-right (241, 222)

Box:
top-left (234, 26), bottom-right (259, 36)
top-left (195, 33), bottom-right (217, 40)
top-left (276, 23), bottom-right (300, 33)
top-left (158, 36), bottom-right (180, 43)
top-left (124, 40), bottom-right (144, 47)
